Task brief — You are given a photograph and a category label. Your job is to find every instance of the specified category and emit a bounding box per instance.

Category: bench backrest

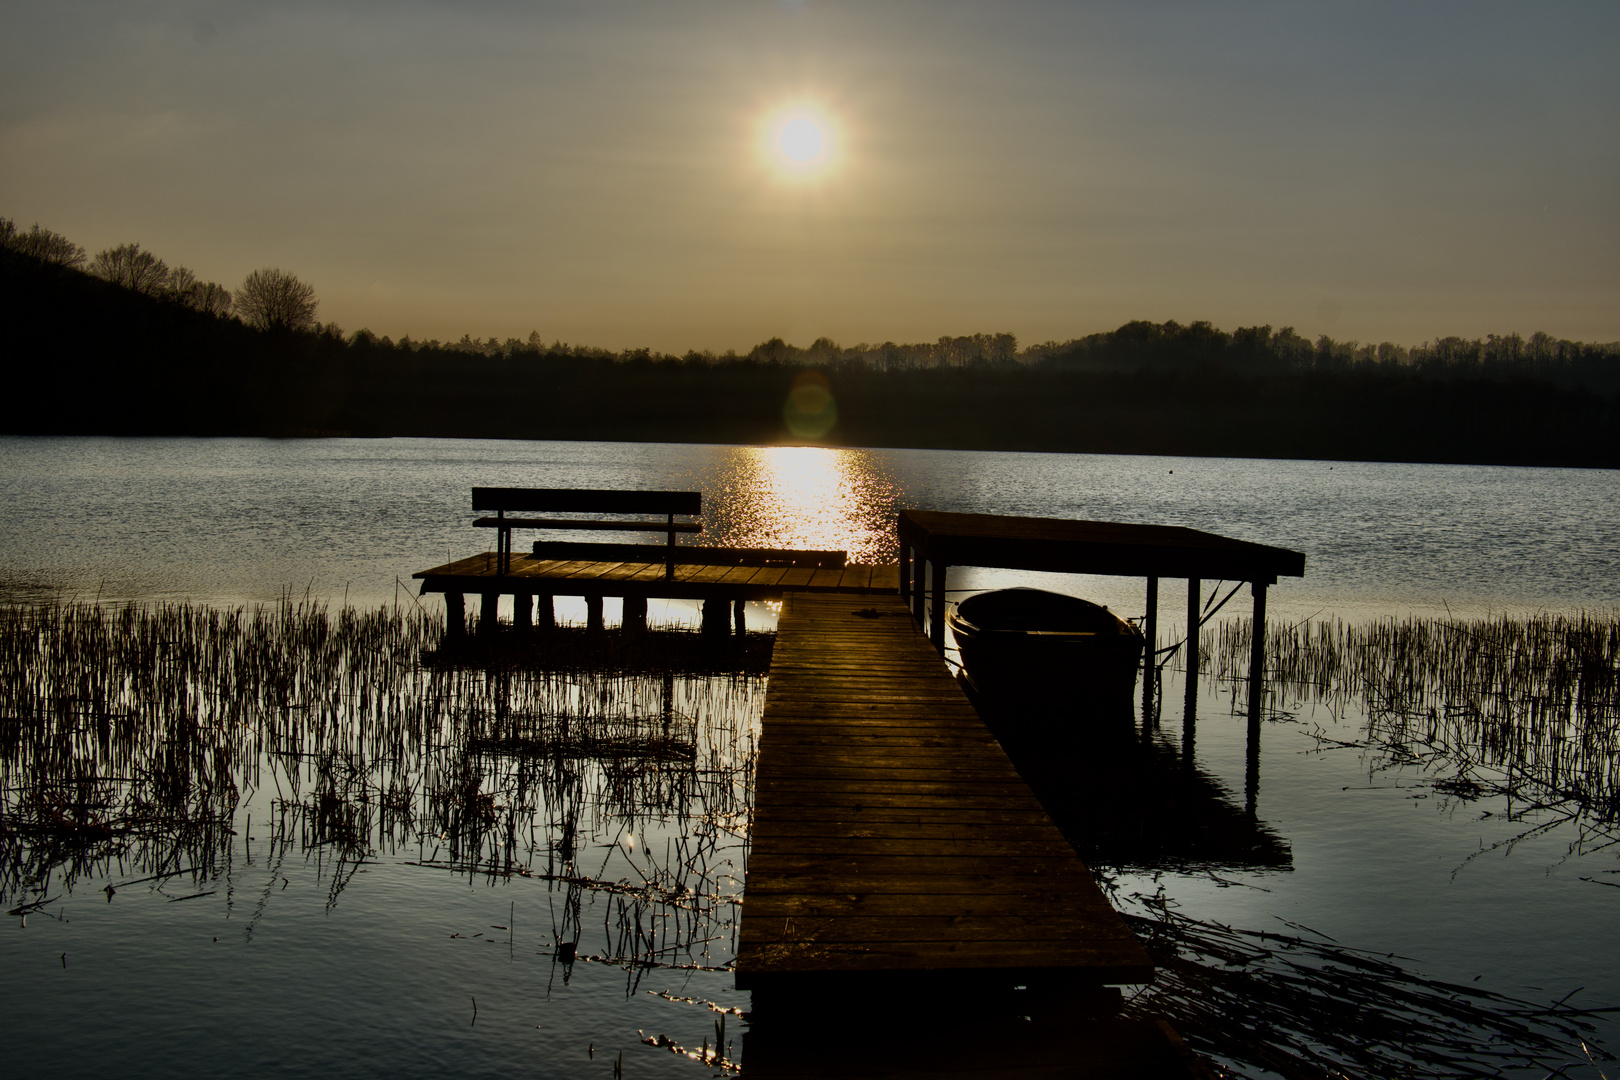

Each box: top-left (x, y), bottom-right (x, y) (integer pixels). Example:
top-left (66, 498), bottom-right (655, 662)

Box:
top-left (471, 488), bottom-right (701, 516)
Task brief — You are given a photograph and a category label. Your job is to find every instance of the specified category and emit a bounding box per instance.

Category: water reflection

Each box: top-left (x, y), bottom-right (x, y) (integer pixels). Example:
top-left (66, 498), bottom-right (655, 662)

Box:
top-left (967, 684), bottom-right (1291, 872)
top-left (701, 446), bottom-right (903, 564)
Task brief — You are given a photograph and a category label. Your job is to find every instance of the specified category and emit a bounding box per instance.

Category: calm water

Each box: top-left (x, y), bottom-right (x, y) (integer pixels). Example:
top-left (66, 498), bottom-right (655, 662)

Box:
top-left (3, 437), bottom-right (1617, 1077)
top-left (3, 436), bottom-right (1616, 620)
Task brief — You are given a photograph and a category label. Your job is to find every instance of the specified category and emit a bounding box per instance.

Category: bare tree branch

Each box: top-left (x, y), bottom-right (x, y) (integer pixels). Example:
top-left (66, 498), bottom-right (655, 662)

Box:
top-left (233, 267), bottom-right (318, 331)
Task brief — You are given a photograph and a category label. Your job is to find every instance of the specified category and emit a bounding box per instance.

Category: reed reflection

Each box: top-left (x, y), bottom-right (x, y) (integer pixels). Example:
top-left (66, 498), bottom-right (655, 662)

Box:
top-left (703, 446), bottom-right (902, 564)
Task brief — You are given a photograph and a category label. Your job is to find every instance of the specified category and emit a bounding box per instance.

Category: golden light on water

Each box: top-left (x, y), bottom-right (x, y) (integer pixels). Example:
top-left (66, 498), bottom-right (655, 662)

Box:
top-left (707, 446), bottom-right (902, 563)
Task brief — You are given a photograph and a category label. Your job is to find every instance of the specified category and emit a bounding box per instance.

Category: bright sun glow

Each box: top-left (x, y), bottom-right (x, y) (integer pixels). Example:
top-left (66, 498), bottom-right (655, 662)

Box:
top-left (778, 117), bottom-right (824, 162)
top-left (763, 105), bottom-right (837, 178)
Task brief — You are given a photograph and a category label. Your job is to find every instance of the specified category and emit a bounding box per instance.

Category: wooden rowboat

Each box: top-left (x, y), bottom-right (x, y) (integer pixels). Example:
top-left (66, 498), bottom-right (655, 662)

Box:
top-left (946, 587), bottom-right (1144, 735)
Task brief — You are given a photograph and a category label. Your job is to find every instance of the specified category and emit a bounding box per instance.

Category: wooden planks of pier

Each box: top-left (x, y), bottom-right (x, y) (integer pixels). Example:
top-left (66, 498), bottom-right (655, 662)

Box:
top-left (737, 591), bottom-right (1152, 989)
top-left (414, 551), bottom-right (899, 636)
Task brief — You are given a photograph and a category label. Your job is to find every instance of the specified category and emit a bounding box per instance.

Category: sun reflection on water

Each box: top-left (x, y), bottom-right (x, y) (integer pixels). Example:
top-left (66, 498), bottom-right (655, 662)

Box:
top-left (703, 446), bottom-right (902, 564)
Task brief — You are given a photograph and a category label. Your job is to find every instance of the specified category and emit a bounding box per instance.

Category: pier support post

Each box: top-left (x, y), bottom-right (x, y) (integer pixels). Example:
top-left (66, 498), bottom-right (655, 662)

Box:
top-left (1245, 581), bottom-right (1268, 817)
top-left (514, 592), bottom-right (533, 632)
top-left (929, 560), bottom-right (948, 652)
top-left (1183, 578), bottom-right (1200, 766)
top-left (536, 593), bottom-right (555, 630)
top-left (480, 592), bottom-right (499, 634)
top-left (585, 596), bottom-right (604, 633)
top-left (1142, 576), bottom-right (1158, 736)
top-left (622, 595), bottom-right (648, 634)
top-left (701, 598), bottom-right (730, 641)
top-left (445, 592), bottom-right (465, 639)
top-left (734, 599), bottom-right (747, 637)
top-left (1246, 581), bottom-right (1267, 722)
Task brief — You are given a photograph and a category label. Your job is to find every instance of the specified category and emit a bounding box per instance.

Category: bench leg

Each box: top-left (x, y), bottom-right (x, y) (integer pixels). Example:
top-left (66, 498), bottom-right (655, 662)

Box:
top-left (622, 595), bottom-right (648, 634)
top-left (586, 595), bottom-right (604, 633)
top-left (733, 599), bottom-right (747, 637)
top-left (480, 592), bottom-right (499, 634)
top-left (514, 592), bottom-right (533, 632)
top-left (445, 592), bottom-right (465, 639)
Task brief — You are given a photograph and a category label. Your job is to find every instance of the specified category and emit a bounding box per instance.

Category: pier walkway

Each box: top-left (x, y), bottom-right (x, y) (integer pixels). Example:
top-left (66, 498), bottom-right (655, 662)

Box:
top-left (736, 591), bottom-right (1152, 990)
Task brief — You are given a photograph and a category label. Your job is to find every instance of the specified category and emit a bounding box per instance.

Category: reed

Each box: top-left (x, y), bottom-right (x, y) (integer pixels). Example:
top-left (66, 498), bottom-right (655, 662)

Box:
top-left (1196, 612), bottom-right (1620, 836)
top-left (0, 599), bottom-right (758, 979)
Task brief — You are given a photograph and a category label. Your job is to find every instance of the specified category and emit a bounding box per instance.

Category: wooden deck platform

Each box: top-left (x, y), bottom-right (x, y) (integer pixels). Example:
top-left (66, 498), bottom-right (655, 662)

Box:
top-left (414, 552), bottom-right (899, 601)
top-left (736, 591), bottom-right (1153, 990)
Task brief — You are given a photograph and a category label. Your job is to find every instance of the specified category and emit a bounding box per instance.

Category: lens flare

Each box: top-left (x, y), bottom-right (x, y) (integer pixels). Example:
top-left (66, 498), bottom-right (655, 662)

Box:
top-left (783, 369), bottom-right (837, 439)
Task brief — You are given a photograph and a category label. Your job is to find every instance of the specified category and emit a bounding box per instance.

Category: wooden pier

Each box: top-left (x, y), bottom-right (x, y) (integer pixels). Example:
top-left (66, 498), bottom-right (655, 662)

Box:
top-left (413, 551), bottom-right (899, 635)
top-left (736, 591), bottom-right (1152, 989)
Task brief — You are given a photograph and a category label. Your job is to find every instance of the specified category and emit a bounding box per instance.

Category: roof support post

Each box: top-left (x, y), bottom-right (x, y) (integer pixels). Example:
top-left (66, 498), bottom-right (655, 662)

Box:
top-left (1141, 576), bottom-right (1158, 737)
top-left (1245, 580), bottom-right (1268, 817)
top-left (1183, 578), bottom-right (1200, 767)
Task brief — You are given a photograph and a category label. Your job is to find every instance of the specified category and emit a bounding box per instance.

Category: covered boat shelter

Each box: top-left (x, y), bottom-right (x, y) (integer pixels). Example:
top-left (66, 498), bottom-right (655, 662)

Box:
top-left (896, 510), bottom-right (1307, 723)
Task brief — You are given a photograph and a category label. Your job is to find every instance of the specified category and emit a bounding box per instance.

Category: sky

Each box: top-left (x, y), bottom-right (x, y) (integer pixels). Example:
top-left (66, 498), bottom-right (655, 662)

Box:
top-left (2, 0), bottom-right (1616, 352)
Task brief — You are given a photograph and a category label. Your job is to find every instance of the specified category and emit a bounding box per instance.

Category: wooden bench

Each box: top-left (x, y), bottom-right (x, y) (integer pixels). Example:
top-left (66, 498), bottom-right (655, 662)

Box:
top-left (426, 486), bottom-right (860, 638)
top-left (472, 487), bottom-right (702, 577)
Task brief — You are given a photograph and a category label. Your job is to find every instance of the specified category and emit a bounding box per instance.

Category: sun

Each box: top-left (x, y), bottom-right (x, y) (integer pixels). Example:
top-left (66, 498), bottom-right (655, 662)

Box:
top-left (763, 105), bottom-right (837, 178)
top-left (778, 117), bottom-right (824, 163)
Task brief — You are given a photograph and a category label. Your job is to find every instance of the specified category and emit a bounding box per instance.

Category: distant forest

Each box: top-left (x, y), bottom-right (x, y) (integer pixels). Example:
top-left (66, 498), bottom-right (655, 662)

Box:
top-left (3, 218), bottom-right (1616, 467)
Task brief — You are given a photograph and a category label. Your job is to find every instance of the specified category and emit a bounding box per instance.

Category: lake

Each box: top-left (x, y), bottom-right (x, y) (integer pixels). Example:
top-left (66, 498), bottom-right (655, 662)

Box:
top-left (2, 436), bottom-right (1617, 1078)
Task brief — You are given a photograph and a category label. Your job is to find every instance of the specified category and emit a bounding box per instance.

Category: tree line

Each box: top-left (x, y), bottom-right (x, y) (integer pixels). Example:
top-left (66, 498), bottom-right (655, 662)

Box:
top-left (0, 218), bottom-right (322, 332)
top-left (1, 214), bottom-right (1615, 466)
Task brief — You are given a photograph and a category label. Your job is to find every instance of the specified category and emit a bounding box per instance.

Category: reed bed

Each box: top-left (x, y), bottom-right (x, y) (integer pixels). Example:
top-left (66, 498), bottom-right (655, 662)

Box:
top-left (0, 600), bottom-right (759, 978)
top-left (1201, 612), bottom-right (1620, 839)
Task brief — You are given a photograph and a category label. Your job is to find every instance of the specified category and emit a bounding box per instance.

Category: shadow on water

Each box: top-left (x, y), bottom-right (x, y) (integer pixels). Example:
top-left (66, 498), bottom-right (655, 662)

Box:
top-left (965, 677), bottom-right (1291, 873)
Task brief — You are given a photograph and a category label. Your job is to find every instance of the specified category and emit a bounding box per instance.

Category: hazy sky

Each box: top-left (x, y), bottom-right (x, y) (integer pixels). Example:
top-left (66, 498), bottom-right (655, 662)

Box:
top-left (3, 1), bottom-right (1616, 351)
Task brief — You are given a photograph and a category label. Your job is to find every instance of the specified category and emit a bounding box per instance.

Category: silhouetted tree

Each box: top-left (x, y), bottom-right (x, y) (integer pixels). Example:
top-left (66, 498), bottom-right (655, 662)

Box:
top-left (166, 267), bottom-right (232, 317)
top-left (234, 267), bottom-right (318, 331)
top-left (0, 218), bottom-right (87, 267)
top-left (90, 243), bottom-right (170, 295)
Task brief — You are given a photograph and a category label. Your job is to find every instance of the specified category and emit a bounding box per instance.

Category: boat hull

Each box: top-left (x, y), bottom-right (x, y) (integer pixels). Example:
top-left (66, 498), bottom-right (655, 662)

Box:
top-left (947, 588), bottom-right (1143, 740)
